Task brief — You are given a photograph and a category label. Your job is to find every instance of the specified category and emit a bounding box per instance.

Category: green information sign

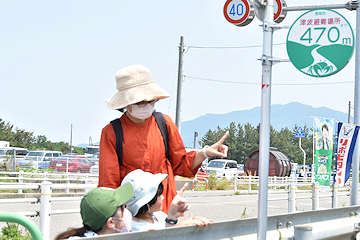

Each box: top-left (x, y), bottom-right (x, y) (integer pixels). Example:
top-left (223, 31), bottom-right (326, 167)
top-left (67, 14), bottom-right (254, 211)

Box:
top-left (287, 9), bottom-right (354, 77)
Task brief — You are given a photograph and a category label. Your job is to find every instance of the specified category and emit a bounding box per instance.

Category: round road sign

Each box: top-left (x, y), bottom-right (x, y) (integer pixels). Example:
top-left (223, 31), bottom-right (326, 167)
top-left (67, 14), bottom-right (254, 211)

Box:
top-left (223, 0), bottom-right (254, 27)
top-left (287, 9), bottom-right (354, 77)
top-left (254, 0), bottom-right (287, 24)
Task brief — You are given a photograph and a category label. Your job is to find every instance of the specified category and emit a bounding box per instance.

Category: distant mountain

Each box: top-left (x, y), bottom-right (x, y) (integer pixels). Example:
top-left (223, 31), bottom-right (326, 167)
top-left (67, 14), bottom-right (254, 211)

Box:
top-left (180, 102), bottom-right (350, 148)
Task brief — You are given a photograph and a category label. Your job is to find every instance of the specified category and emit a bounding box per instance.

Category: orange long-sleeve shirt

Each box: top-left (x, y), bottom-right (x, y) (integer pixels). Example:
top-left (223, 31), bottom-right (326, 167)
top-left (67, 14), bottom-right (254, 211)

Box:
top-left (98, 113), bottom-right (200, 214)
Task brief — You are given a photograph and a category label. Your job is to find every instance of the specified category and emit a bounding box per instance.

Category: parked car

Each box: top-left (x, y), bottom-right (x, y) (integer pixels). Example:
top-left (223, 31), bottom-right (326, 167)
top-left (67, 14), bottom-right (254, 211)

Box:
top-left (89, 152), bottom-right (99, 164)
top-left (0, 147), bottom-right (28, 163)
top-left (49, 155), bottom-right (95, 173)
top-left (236, 164), bottom-right (245, 177)
top-left (89, 164), bottom-right (98, 175)
top-left (18, 150), bottom-right (63, 169)
top-left (206, 159), bottom-right (238, 180)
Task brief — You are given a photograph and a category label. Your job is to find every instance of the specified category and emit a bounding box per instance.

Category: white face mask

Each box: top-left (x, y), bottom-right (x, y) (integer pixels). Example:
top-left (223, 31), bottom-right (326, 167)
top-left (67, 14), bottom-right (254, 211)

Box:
top-left (128, 103), bottom-right (154, 120)
top-left (112, 208), bottom-right (132, 233)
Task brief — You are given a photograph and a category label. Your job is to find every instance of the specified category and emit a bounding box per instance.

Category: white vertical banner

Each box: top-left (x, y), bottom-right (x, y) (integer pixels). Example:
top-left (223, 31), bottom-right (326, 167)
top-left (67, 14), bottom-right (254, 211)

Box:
top-left (334, 122), bottom-right (360, 187)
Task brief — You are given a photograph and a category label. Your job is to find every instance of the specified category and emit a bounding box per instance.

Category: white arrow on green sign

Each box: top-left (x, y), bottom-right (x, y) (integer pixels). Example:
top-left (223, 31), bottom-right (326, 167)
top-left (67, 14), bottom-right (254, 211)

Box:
top-left (286, 9), bottom-right (354, 77)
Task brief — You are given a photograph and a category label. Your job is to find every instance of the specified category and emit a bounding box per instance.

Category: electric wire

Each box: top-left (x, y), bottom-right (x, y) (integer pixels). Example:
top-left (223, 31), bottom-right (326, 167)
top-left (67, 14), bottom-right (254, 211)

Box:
top-left (186, 43), bottom-right (285, 50)
top-left (185, 76), bottom-right (354, 86)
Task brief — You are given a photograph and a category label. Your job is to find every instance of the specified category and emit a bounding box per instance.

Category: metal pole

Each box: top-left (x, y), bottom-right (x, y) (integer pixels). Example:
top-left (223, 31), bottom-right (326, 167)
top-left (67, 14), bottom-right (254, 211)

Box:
top-left (283, 2), bottom-right (357, 12)
top-left (299, 138), bottom-right (306, 178)
top-left (312, 181), bottom-right (319, 210)
top-left (18, 170), bottom-right (23, 194)
top-left (85, 173), bottom-right (89, 193)
top-left (289, 182), bottom-right (296, 213)
top-left (175, 36), bottom-right (184, 132)
top-left (332, 182), bottom-right (338, 208)
top-left (234, 176), bottom-right (237, 194)
top-left (193, 132), bottom-right (198, 149)
top-left (351, 0), bottom-right (360, 206)
top-left (13, 148), bottom-right (16, 172)
top-left (248, 175), bottom-right (252, 194)
top-left (349, 101), bottom-right (352, 124)
top-left (257, 0), bottom-right (274, 239)
top-left (70, 124), bottom-right (73, 154)
top-left (40, 181), bottom-right (52, 240)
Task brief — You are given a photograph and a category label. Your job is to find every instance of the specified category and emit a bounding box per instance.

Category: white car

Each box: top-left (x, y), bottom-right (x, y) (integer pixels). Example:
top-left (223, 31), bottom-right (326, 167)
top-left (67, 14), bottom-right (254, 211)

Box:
top-left (89, 164), bottom-right (98, 175)
top-left (206, 159), bottom-right (238, 180)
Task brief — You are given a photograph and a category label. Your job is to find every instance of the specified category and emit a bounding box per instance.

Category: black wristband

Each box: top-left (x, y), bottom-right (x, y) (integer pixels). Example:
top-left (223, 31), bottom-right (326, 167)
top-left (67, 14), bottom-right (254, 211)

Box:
top-left (165, 218), bottom-right (178, 225)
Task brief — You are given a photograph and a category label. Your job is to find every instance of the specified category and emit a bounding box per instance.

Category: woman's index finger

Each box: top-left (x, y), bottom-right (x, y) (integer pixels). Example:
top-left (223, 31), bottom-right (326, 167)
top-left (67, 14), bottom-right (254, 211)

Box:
top-left (218, 131), bottom-right (229, 144)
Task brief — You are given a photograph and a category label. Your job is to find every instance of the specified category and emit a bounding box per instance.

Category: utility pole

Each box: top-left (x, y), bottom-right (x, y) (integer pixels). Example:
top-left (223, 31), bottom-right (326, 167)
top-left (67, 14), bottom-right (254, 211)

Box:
top-left (349, 100), bottom-right (352, 124)
top-left (193, 132), bottom-right (198, 149)
top-left (175, 36), bottom-right (184, 133)
top-left (70, 124), bottom-right (73, 154)
top-left (257, 0), bottom-right (274, 239)
top-left (351, 0), bottom-right (360, 206)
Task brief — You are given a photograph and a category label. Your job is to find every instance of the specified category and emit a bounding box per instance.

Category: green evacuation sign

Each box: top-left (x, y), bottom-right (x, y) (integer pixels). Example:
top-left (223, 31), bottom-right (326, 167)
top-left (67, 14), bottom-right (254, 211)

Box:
top-left (287, 9), bottom-right (354, 77)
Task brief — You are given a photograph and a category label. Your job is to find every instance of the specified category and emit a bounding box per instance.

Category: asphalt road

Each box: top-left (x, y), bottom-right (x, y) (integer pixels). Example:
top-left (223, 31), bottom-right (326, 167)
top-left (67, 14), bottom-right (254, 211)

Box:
top-left (0, 189), bottom-right (355, 240)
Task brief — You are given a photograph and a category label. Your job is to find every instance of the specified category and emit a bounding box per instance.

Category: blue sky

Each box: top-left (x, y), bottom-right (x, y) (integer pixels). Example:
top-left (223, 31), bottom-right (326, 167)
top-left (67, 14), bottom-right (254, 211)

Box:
top-left (0, 0), bottom-right (356, 145)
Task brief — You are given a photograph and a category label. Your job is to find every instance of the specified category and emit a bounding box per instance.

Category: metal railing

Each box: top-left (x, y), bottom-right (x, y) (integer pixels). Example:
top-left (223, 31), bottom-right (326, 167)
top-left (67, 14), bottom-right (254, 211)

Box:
top-left (0, 171), bottom-right (98, 193)
top-left (0, 181), bottom-right (96, 240)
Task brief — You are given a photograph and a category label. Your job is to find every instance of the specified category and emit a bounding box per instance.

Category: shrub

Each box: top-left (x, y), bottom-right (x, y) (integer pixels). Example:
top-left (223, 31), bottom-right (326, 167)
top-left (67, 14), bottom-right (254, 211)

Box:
top-left (0, 223), bottom-right (32, 240)
top-left (207, 173), bottom-right (219, 190)
top-left (216, 178), bottom-right (231, 190)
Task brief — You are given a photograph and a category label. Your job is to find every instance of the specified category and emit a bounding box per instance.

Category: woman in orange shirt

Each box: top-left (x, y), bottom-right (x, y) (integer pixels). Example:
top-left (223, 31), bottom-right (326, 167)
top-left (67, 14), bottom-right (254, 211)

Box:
top-left (98, 65), bottom-right (228, 214)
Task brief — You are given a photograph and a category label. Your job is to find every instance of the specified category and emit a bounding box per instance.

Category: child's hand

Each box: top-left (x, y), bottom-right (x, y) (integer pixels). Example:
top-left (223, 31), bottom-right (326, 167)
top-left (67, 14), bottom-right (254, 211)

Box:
top-left (167, 182), bottom-right (190, 219)
top-left (177, 213), bottom-right (214, 228)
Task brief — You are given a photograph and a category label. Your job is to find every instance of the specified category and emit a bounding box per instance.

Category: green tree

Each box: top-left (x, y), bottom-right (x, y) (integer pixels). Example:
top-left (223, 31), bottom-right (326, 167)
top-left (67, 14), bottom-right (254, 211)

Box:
top-left (199, 122), bottom-right (314, 165)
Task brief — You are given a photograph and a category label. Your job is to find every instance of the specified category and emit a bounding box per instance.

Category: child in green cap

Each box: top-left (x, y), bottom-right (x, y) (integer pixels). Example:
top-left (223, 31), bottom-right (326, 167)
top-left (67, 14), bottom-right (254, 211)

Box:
top-left (55, 182), bottom-right (133, 239)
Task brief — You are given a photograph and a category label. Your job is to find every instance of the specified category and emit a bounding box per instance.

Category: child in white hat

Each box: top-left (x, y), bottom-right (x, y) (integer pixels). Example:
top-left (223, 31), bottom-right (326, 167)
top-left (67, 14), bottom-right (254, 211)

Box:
top-left (121, 169), bottom-right (213, 232)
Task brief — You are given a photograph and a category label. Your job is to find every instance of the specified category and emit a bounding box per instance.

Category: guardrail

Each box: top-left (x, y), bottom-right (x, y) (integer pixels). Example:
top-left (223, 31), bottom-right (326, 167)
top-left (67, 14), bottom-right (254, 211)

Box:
top-left (0, 172), bottom-right (356, 239)
top-left (49, 206), bottom-right (360, 240)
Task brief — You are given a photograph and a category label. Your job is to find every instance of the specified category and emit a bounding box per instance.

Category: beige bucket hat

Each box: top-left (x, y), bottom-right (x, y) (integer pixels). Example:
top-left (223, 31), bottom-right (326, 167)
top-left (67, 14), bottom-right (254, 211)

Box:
top-left (106, 65), bottom-right (169, 110)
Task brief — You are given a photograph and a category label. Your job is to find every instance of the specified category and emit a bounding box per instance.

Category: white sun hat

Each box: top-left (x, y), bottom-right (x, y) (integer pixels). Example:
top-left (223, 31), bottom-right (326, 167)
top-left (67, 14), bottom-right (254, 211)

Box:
top-left (121, 169), bottom-right (168, 216)
top-left (106, 65), bottom-right (169, 110)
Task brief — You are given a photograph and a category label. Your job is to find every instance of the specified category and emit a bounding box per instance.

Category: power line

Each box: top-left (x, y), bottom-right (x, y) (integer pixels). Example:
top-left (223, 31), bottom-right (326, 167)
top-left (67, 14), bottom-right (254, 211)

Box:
top-left (186, 43), bottom-right (285, 49)
top-left (185, 75), bottom-right (354, 86)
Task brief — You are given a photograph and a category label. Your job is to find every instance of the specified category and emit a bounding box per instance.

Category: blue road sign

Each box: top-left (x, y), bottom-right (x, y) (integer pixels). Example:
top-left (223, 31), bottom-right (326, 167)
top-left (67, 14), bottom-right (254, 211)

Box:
top-left (295, 127), bottom-right (305, 138)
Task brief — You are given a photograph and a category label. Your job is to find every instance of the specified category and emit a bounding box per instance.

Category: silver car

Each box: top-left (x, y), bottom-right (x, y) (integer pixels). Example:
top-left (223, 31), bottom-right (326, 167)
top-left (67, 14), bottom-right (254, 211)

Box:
top-left (18, 151), bottom-right (63, 169)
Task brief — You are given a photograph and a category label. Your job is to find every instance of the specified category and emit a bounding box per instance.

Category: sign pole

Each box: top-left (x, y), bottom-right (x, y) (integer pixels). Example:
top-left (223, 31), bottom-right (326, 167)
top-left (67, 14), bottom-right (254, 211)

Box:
top-left (351, 0), bottom-right (360, 206)
top-left (257, 0), bottom-right (274, 239)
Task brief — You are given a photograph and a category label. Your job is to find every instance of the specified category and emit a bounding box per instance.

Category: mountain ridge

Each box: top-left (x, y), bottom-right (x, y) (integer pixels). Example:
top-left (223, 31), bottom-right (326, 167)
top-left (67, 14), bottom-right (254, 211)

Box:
top-left (180, 102), bottom-right (350, 148)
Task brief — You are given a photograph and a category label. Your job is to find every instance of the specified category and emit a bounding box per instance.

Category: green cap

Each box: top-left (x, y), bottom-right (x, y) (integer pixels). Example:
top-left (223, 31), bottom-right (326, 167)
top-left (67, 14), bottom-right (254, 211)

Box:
top-left (80, 182), bottom-right (134, 231)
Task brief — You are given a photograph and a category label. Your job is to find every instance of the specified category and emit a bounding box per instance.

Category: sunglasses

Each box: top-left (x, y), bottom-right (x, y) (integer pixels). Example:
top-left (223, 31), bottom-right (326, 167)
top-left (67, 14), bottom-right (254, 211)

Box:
top-left (135, 98), bottom-right (159, 108)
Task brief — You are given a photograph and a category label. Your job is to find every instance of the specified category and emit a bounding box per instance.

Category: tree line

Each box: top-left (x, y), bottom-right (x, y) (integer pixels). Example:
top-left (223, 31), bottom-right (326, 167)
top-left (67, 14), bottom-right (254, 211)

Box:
top-left (198, 122), bottom-right (313, 164)
top-left (0, 118), bottom-right (84, 154)
top-left (1, 117), bottom-right (314, 163)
